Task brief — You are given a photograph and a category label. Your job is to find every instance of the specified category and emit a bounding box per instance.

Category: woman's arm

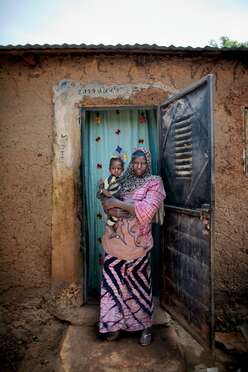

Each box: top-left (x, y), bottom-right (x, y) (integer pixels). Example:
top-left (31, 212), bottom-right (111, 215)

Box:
top-left (107, 207), bottom-right (130, 218)
top-left (102, 198), bottom-right (136, 216)
top-left (102, 178), bottom-right (166, 223)
top-left (134, 179), bottom-right (166, 224)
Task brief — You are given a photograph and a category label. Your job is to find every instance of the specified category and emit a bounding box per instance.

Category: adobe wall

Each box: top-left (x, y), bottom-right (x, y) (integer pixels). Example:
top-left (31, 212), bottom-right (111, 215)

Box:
top-left (214, 64), bottom-right (248, 328)
top-left (0, 51), bottom-right (247, 341)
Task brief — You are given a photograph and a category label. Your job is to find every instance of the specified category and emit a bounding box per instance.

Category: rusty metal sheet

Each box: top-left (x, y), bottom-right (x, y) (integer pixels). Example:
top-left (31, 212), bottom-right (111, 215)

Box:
top-left (158, 75), bottom-right (215, 349)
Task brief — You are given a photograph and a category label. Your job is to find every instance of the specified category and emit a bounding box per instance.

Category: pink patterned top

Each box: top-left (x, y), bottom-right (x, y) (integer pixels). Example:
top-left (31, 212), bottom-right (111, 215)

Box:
top-left (102, 178), bottom-right (166, 260)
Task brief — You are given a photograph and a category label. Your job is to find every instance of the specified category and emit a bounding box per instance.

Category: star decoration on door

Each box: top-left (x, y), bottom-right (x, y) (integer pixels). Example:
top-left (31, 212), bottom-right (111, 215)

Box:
top-left (122, 152), bottom-right (128, 161)
top-left (139, 112), bottom-right (146, 124)
top-left (95, 112), bottom-right (102, 124)
top-left (112, 146), bottom-right (128, 162)
top-left (115, 145), bottom-right (123, 154)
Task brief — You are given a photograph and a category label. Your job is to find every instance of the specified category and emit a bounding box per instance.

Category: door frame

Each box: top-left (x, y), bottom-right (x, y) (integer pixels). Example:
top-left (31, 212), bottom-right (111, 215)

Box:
top-left (51, 79), bottom-right (173, 305)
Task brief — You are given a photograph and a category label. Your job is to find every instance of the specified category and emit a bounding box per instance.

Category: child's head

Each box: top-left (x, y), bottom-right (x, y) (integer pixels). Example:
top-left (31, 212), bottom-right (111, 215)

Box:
top-left (109, 157), bottom-right (124, 177)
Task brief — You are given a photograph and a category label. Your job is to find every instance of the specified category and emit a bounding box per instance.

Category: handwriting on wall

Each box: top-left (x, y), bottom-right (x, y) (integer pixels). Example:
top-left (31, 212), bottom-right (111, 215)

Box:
top-left (55, 80), bottom-right (174, 101)
top-left (77, 85), bottom-right (138, 98)
top-left (59, 134), bottom-right (68, 162)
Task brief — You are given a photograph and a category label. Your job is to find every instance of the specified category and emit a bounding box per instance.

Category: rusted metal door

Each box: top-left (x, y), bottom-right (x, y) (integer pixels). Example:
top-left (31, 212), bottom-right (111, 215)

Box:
top-left (159, 75), bottom-right (215, 348)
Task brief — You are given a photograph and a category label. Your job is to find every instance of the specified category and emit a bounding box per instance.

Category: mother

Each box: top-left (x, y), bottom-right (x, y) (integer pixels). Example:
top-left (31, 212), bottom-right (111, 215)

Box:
top-left (99, 148), bottom-right (166, 346)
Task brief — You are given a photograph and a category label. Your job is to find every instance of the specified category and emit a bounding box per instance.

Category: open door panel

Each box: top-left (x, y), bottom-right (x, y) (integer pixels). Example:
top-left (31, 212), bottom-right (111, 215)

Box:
top-left (158, 75), bottom-right (215, 349)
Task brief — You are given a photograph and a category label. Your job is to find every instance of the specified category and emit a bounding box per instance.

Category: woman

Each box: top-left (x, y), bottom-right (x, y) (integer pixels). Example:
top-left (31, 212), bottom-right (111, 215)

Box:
top-left (99, 148), bottom-right (166, 346)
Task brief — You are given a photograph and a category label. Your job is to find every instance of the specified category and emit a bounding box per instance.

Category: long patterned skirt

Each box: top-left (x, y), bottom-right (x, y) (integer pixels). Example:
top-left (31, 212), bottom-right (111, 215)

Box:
top-left (99, 252), bottom-right (153, 333)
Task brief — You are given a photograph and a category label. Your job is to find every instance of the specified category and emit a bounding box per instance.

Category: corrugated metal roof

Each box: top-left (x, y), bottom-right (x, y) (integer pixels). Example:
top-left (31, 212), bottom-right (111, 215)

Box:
top-left (0, 43), bottom-right (248, 57)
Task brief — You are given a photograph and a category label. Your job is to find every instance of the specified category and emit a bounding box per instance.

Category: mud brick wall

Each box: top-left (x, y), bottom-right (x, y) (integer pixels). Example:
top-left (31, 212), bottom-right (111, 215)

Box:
top-left (0, 51), bottom-right (247, 335)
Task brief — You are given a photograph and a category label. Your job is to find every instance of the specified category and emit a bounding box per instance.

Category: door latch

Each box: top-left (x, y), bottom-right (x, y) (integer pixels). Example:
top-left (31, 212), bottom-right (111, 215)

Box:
top-left (200, 204), bottom-right (210, 232)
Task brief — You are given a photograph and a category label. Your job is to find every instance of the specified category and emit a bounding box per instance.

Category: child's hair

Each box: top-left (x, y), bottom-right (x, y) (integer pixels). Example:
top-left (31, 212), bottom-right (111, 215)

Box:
top-left (109, 157), bottom-right (124, 169)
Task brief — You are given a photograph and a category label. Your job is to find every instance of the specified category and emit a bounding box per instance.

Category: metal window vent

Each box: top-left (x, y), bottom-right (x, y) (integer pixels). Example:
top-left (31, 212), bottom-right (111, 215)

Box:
top-left (174, 116), bottom-right (193, 179)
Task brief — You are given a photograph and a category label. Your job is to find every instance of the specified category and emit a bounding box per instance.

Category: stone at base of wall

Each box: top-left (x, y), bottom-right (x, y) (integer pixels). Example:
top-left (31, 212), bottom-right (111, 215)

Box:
top-left (215, 290), bottom-right (248, 331)
top-left (51, 282), bottom-right (84, 306)
top-left (215, 331), bottom-right (248, 355)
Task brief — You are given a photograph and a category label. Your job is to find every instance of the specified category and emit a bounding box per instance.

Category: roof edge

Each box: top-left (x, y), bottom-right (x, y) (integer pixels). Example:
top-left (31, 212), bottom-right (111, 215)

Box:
top-left (0, 43), bottom-right (248, 56)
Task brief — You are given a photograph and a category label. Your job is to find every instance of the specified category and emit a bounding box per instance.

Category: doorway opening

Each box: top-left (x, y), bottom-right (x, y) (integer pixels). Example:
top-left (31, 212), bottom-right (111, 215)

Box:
top-left (81, 107), bottom-right (161, 300)
top-left (52, 75), bottom-right (214, 349)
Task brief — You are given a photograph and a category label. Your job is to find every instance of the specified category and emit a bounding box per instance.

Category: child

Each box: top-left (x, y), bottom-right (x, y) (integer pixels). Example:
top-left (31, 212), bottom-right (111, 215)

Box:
top-left (97, 157), bottom-right (124, 229)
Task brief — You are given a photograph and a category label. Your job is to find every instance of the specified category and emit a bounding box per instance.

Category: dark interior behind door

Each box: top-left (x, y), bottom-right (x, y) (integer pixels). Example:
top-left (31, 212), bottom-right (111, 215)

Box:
top-left (159, 75), bottom-right (215, 348)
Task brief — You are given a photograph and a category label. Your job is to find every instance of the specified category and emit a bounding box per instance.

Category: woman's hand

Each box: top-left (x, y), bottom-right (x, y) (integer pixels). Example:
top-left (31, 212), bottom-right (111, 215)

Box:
top-left (102, 197), bottom-right (136, 217)
top-left (108, 208), bottom-right (130, 218)
top-left (102, 197), bottom-right (119, 210)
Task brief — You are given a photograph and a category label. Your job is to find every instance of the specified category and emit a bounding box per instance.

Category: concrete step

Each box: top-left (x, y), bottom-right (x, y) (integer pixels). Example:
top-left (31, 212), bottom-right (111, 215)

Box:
top-left (59, 324), bottom-right (185, 372)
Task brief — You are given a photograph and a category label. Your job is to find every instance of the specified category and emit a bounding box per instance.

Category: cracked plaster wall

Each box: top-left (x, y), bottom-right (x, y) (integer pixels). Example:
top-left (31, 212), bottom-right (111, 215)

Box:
top-left (0, 53), bottom-right (247, 333)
